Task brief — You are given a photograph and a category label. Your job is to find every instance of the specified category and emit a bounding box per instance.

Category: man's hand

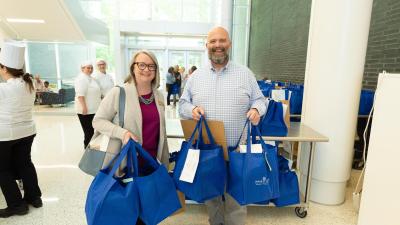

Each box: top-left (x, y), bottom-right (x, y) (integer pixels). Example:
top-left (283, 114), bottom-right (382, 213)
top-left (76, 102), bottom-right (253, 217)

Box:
top-left (247, 108), bottom-right (260, 125)
top-left (123, 131), bottom-right (139, 145)
top-left (192, 106), bottom-right (205, 121)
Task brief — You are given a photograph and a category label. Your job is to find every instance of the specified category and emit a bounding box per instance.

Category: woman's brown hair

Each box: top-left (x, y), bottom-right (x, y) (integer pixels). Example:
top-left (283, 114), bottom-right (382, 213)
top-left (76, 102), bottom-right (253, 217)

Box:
top-left (0, 63), bottom-right (34, 93)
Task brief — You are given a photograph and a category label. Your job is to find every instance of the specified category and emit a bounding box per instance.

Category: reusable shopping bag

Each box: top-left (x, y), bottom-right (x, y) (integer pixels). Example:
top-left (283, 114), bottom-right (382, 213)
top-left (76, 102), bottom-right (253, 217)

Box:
top-left (79, 86), bottom-right (126, 176)
top-left (255, 100), bottom-right (288, 137)
top-left (85, 140), bottom-right (139, 225)
top-left (288, 85), bottom-right (304, 115)
top-left (227, 121), bottom-right (280, 205)
top-left (358, 89), bottom-right (374, 115)
top-left (132, 141), bottom-right (182, 225)
top-left (271, 155), bottom-right (300, 207)
top-left (173, 117), bottom-right (227, 202)
top-left (171, 83), bottom-right (180, 95)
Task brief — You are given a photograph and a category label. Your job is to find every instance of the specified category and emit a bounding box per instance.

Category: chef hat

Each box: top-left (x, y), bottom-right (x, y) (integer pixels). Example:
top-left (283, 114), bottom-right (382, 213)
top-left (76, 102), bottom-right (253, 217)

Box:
top-left (80, 60), bottom-right (93, 68)
top-left (96, 59), bottom-right (106, 65)
top-left (0, 42), bottom-right (25, 69)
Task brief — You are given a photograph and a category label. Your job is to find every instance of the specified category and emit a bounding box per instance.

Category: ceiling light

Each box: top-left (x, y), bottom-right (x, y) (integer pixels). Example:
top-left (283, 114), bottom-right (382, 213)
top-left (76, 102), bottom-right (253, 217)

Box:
top-left (6, 18), bottom-right (45, 24)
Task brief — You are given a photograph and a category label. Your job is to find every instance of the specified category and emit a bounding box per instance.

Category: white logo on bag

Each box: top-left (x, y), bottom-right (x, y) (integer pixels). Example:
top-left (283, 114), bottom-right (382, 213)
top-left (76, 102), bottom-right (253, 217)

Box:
top-left (255, 177), bottom-right (269, 186)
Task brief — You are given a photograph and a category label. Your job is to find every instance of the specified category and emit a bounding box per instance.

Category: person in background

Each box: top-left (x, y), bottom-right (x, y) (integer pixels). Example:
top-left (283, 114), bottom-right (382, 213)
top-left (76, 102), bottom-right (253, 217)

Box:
top-left (173, 65), bottom-right (182, 96)
top-left (165, 66), bottom-right (175, 106)
top-left (92, 59), bottom-right (114, 98)
top-left (33, 75), bottom-right (44, 92)
top-left (33, 75), bottom-right (45, 104)
top-left (74, 61), bottom-right (101, 148)
top-left (93, 50), bottom-right (169, 225)
top-left (43, 81), bottom-right (51, 92)
top-left (179, 27), bottom-right (266, 225)
top-left (0, 43), bottom-right (42, 218)
top-left (185, 65), bottom-right (197, 81)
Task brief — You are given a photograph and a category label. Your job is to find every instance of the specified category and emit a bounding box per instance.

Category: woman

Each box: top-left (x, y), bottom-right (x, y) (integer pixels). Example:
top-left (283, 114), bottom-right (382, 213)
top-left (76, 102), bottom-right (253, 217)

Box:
top-left (0, 43), bottom-right (42, 218)
top-left (165, 66), bottom-right (175, 106)
top-left (74, 61), bottom-right (101, 148)
top-left (93, 50), bottom-right (169, 225)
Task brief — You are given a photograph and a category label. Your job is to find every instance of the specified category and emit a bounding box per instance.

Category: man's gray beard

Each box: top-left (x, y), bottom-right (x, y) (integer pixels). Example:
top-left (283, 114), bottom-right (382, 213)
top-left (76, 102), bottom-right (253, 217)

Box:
top-left (209, 53), bottom-right (229, 65)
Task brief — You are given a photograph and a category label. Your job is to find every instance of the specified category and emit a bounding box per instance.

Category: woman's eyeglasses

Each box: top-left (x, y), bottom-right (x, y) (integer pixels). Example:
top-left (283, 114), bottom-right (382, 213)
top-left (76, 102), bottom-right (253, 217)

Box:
top-left (134, 62), bottom-right (157, 71)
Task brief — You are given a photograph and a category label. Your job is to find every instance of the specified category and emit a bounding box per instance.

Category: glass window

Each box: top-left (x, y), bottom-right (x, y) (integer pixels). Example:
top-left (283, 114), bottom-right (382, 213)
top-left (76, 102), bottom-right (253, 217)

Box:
top-left (168, 37), bottom-right (205, 48)
top-left (127, 36), bottom-right (167, 47)
top-left (58, 44), bottom-right (90, 86)
top-left (27, 43), bottom-right (57, 85)
top-left (187, 52), bottom-right (204, 69)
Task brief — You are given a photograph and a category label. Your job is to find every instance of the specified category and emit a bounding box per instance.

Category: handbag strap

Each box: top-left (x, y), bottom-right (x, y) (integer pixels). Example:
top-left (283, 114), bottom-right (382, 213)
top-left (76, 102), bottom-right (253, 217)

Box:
top-left (117, 86), bottom-right (126, 127)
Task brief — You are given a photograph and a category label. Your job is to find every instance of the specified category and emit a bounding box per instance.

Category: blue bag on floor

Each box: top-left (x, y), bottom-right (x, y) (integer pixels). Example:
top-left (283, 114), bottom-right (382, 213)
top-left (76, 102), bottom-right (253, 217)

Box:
top-left (227, 121), bottom-right (280, 205)
top-left (255, 100), bottom-right (288, 137)
top-left (173, 117), bottom-right (227, 202)
top-left (132, 141), bottom-right (182, 225)
top-left (85, 140), bottom-right (140, 225)
top-left (271, 155), bottom-right (300, 207)
top-left (358, 89), bottom-right (374, 115)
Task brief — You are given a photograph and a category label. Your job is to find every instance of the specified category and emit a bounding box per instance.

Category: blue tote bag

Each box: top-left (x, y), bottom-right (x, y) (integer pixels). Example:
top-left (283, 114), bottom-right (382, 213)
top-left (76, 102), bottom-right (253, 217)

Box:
top-left (227, 121), bottom-right (280, 205)
top-left (85, 140), bottom-right (140, 225)
top-left (173, 117), bottom-right (227, 202)
top-left (255, 100), bottom-right (288, 137)
top-left (271, 155), bottom-right (300, 207)
top-left (132, 141), bottom-right (182, 225)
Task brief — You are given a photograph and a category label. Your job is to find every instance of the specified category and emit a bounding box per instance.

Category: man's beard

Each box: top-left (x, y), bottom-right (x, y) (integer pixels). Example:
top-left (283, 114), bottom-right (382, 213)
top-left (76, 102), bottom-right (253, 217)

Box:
top-left (208, 47), bottom-right (229, 65)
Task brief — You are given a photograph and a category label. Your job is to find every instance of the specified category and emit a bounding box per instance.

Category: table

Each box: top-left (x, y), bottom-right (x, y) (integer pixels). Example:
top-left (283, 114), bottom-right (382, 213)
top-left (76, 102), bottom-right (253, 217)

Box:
top-left (259, 122), bottom-right (328, 218)
top-left (166, 120), bottom-right (329, 218)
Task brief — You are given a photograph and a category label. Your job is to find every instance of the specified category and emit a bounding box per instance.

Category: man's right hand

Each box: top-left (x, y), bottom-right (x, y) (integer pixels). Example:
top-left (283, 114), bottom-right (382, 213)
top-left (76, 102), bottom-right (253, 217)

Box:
top-left (192, 106), bottom-right (205, 121)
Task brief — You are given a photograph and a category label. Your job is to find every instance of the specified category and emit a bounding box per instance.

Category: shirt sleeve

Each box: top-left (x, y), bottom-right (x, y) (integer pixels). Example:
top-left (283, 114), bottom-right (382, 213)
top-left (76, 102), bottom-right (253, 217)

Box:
top-left (248, 72), bottom-right (267, 117)
top-left (178, 76), bottom-right (196, 119)
top-left (74, 77), bottom-right (89, 97)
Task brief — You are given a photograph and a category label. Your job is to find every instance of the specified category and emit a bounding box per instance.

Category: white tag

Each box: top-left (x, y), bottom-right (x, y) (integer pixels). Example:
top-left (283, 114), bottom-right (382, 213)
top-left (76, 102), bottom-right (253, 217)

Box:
top-left (179, 149), bottom-right (200, 183)
top-left (271, 90), bottom-right (286, 101)
top-left (264, 141), bottom-right (276, 146)
top-left (122, 178), bottom-right (133, 183)
top-left (239, 144), bottom-right (263, 153)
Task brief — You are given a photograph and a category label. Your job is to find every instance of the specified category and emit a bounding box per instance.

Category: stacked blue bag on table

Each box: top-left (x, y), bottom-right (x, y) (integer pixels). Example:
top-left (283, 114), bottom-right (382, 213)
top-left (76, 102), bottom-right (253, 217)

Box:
top-left (287, 84), bottom-right (304, 115)
top-left (253, 99), bottom-right (288, 137)
top-left (358, 89), bottom-right (374, 115)
top-left (173, 117), bottom-right (227, 203)
top-left (257, 80), bottom-right (275, 97)
top-left (85, 140), bottom-right (181, 225)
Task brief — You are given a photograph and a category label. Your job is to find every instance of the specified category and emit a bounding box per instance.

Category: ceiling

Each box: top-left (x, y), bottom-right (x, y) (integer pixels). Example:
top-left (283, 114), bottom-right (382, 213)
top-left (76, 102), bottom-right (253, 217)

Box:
top-left (0, 0), bottom-right (108, 44)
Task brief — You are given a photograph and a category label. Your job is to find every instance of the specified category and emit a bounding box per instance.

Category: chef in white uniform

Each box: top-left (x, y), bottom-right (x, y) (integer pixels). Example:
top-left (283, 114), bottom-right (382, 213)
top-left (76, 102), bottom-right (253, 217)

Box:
top-left (74, 61), bottom-right (101, 148)
top-left (0, 43), bottom-right (42, 218)
top-left (92, 59), bottom-right (114, 98)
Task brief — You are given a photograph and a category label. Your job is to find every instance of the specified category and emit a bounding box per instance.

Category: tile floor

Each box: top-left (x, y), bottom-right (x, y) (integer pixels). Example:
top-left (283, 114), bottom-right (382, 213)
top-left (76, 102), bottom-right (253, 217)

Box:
top-left (0, 105), bottom-right (360, 225)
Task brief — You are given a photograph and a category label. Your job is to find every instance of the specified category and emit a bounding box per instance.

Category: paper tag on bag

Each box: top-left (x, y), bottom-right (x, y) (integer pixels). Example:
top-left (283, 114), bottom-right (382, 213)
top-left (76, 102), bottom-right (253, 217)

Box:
top-left (179, 149), bottom-right (200, 183)
top-left (239, 144), bottom-right (263, 153)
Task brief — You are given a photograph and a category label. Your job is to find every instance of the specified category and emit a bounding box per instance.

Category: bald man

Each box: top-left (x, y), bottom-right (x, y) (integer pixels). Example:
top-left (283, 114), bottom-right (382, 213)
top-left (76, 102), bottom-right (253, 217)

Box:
top-left (179, 27), bottom-right (266, 225)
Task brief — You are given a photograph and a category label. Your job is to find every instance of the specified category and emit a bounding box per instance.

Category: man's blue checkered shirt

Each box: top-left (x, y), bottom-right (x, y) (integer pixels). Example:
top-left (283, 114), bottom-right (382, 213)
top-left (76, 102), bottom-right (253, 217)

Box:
top-left (179, 61), bottom-right (266, 147)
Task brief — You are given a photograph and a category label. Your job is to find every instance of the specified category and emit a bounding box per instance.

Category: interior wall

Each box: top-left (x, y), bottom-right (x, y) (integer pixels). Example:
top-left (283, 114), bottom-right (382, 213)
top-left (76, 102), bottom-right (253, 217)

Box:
top-left (248, 0), bottom-right (400, 90)
top-left (248, 0), bottom-right (312, 83)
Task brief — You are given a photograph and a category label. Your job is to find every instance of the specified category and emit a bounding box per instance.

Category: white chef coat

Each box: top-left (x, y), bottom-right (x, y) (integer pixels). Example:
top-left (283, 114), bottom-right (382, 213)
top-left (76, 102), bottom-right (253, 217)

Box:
top-left (0, 77), bottom-right (36, 141)
top-left (92, 72), bottom-right (114, 97)
top-left (74, 73), bottom-right (101, 114)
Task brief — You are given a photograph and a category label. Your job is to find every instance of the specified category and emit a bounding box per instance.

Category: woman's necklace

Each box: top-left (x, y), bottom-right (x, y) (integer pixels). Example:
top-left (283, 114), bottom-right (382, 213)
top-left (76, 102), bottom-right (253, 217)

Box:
top-left (139, 92), bottom-right (155, 105)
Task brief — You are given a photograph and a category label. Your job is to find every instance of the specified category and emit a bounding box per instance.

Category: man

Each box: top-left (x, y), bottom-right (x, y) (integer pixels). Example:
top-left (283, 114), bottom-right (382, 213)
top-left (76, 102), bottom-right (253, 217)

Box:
top-left (92, 59), bottom-right (114, 98)
top-left (179, 27), bottom-right (266, 225)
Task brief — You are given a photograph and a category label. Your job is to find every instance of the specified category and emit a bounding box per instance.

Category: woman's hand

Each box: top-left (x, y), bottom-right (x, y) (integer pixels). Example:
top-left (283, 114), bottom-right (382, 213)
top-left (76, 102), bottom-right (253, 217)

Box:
top-left (123, 131), bottom-right (139, 145)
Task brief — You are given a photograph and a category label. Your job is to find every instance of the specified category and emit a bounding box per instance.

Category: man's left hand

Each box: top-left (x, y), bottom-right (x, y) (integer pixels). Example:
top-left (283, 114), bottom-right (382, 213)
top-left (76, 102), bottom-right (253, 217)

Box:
top-left (247, 108), bottom-right (260, 125)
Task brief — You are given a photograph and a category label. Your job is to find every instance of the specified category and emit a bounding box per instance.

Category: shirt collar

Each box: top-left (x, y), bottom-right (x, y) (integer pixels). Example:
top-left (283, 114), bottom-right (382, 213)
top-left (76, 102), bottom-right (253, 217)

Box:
top-left (209, 60), bottom-right (231, 73)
